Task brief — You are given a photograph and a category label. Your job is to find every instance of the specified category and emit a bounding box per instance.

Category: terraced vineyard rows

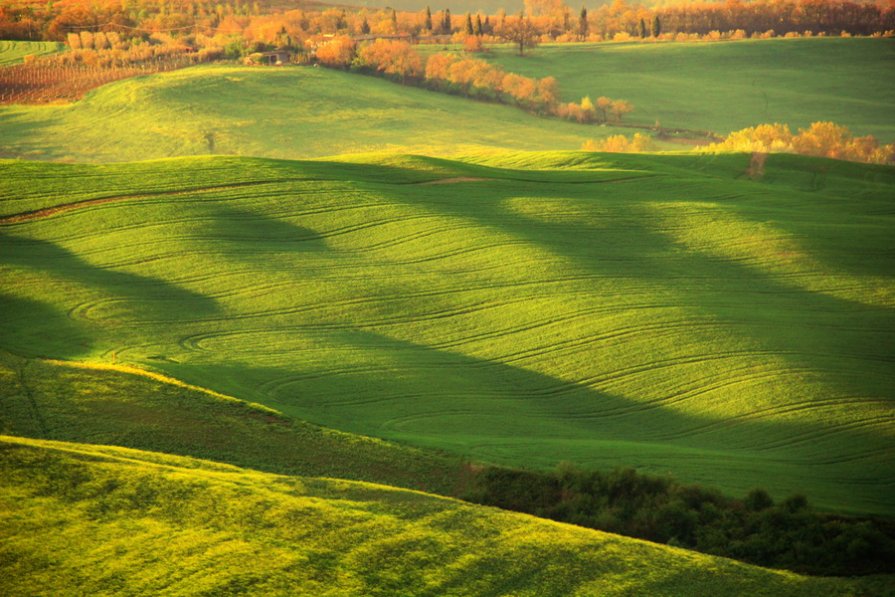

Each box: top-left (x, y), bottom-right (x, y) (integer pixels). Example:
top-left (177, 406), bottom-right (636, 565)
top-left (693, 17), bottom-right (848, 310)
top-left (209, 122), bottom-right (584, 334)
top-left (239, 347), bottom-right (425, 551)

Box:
top-left (1, 151), bottom-right (893, 517)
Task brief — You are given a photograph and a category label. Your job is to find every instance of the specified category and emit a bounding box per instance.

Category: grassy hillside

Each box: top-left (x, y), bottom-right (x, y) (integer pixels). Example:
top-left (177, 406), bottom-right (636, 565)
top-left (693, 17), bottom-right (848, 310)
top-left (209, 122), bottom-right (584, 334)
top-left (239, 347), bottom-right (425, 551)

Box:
top-left (2, 435), bottom-right (889, 596)
top-left (1, 151), bottom-right (893, 517)
top-left (0, 40), bottom-right (63, 66)
top-left (0, 64), bottom-right (626, 162)
top-left (477, 38), bottom-right (895, 141)
top-left (0, 350), bottom-right (465, 495)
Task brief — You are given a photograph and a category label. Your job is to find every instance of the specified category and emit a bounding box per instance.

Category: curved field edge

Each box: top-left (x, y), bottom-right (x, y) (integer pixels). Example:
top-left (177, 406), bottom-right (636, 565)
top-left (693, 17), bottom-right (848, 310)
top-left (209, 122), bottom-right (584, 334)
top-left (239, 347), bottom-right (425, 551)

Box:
top-left (0, 350), bottom-right (466, 496)
top-left (2, 435), bottom-right (892, 597)
top-left (1, 151), bottom-right (893, 517)
top-left (470, 38), bottom-right (895, 142)
top-left (0, 63), bottom-right (631, 162)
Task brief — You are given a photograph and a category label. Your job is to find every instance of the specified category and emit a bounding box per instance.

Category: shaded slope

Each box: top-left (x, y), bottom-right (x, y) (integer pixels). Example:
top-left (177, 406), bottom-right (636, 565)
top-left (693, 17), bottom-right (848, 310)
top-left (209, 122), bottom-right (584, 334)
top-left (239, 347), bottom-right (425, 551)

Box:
top-left (1, 435), bottom-right (889, 596)
top-left (0, 350), bottom-right (465, 495)
top-left (1, 152), bottom-right (893, 515)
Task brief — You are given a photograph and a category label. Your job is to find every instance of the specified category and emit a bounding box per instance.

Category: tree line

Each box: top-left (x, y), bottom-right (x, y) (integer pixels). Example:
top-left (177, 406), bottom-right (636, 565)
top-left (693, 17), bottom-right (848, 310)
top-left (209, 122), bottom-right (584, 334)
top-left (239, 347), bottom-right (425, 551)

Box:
top-left (463, 462), bottom-right (895, 576)
top-left (316, 37), bottom-right (634, 125)
top-left (1, 0), bottom-right (893, 47)
top-left (583, 122), bottom-right (895, 165)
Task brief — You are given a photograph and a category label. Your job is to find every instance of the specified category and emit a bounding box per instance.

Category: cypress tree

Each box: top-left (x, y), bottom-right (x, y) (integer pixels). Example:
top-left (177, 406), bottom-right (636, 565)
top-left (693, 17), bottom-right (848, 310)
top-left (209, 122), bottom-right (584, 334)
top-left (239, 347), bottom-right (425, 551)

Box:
top-left (443, 8), bottom-right (451, 34)
top-left (651, 15), bottom-right (661, 37)
top-left (639, 18), bottom-right (647, 38)
top-left (425, 6), bottom-right (432, 31)
top-left (466, 13), bottom-right (474, 35)
top-left (579, 6), bottom-right (588, 38)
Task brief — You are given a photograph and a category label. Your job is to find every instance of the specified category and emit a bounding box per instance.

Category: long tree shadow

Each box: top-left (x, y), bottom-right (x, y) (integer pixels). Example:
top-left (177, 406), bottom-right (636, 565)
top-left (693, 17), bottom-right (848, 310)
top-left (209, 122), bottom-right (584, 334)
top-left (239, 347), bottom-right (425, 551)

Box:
top-left (155, 325), bottom-right (894, 514)
top-left (338, 158), bottom-right (895, 504)
top-left (0, 232), bottom-right (219, 324)
top-left (199, 205), bottom-right (328, 257)
top-left (0, 293), bottom-right (94, 359)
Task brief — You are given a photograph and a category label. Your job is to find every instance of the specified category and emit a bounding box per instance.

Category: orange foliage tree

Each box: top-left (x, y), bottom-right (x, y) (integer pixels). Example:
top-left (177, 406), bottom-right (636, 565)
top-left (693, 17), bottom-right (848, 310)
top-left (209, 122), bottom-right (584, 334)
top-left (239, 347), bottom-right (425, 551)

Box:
top-left (706, 122), bottom-right (895, 164)
top-left (313, 36), bottom-right (356, 68)
top-left (357, 39), bottom-right (423, 82)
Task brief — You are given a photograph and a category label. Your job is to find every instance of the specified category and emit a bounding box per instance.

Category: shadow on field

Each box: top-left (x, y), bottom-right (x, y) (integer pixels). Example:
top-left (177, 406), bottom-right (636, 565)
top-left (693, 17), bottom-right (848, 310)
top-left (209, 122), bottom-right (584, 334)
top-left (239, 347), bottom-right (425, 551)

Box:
top-left (155, 321), bottom-right (894, 513)
top-left (0, 294), bottom-right (94, 359)
top-left (200, 205), bottom-right (328, 256)
top-left (0, 232), bottom-right (219, 323)
top-left (368, 157), bottom-right (895, 396)
top-left (280, 157), bottom-right (895, 512)
top-left (722, 153), bottom-right (895, 280)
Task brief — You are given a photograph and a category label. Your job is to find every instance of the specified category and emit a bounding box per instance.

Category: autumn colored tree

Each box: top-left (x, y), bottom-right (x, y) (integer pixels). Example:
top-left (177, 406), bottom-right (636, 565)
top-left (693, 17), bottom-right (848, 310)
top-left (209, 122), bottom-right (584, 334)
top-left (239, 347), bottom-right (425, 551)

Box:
top-left (357, 39), bottom-right (423, 82)
top-left (499, 11), bottom-right (539, 56)
top-left (610, 99), bottom-right (633, 122)
top-left (314, 35), bottom-right (355, 67)
top-left (535, 76), bottom-right (558, 110)
top-left (595, 96), bottom-right (612, 122)
top-left (583, 133), bottom-right (653, 152)
top-left (424, 52), bottom-right (457, 85)
top-left (580, 95), bottom-right (596, 121)
top-left (706, 121), bottom-right (894, 164)
top-left (464, 35), bottom-right (484, 52)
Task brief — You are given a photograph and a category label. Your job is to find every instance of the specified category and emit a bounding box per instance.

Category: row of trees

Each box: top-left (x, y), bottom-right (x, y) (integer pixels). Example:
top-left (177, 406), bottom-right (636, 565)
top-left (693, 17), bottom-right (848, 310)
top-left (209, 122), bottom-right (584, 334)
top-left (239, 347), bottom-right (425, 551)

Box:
top-left (582, 132), bottom-right (654, 152)
top-left (556, 95), bottom-right (633, 124)
top-left (464, 463), bottom-right (895, 576)
top-left (575, 122), bottom-right (894, 164)
top-left (316, 37), bottom-right (632, 123)
top-left (706, 122), bottom-right (895, 164)
top-left (1, 0), bottom-right (893, 46)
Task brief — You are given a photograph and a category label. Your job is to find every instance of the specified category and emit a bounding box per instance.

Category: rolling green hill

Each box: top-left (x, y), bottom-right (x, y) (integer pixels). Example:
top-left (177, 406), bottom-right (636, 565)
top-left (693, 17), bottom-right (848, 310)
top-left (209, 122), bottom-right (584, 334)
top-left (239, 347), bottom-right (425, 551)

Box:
top-left (1, 435), bottom-right (889, 596)
top-left (0, 40), bottom-right (63, 67)
top-left (0, 349), bottom-right (465, 495)
top-left (475, 38), bottom-right (895, 141)
top-left (1, 151), bottom-right (893, 517)
top-left (0, 64), bottom-right (625, 162)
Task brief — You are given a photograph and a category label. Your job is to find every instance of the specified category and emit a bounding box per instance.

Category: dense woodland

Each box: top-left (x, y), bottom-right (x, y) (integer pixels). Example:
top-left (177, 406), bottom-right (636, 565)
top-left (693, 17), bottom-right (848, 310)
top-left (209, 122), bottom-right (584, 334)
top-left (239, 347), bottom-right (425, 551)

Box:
top-left (1, 0), bottom-right (893, 47)
top-left (466, 464), bottom-right (895, 576)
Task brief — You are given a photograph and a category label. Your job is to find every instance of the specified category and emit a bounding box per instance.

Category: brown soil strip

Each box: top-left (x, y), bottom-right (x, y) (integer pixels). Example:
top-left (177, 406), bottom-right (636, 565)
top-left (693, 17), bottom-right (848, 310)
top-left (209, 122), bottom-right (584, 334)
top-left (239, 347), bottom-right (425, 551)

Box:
top-left (418, 177), bottom-right (490, 185)
top-left (0, 178), bottom-right (310, 225)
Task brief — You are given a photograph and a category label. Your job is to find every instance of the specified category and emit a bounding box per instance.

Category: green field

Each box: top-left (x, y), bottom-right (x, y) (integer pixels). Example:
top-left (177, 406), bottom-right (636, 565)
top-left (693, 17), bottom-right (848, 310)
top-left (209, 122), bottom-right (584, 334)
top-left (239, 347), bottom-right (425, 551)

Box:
top-left (0, 350), bottom-right (465, 495)
top-left (475, 38), bottom-right (895, 141)
top-left (2, 435), bottom-right (888, 596)
top-left (0, 64), bottom-right (627, 161)
top-left (0, 40), bottom-right (63, 66)
top-left (2, 151), bottom-right (892, 516)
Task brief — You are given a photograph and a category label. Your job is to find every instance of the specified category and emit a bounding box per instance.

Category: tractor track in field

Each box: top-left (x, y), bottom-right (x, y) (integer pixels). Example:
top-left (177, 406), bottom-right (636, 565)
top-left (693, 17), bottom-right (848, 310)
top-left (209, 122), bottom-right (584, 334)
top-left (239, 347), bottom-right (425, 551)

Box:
top-left (0, 178), bottom-right (323, 225)
top-left (0, 172), bottom-right (655, 226)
